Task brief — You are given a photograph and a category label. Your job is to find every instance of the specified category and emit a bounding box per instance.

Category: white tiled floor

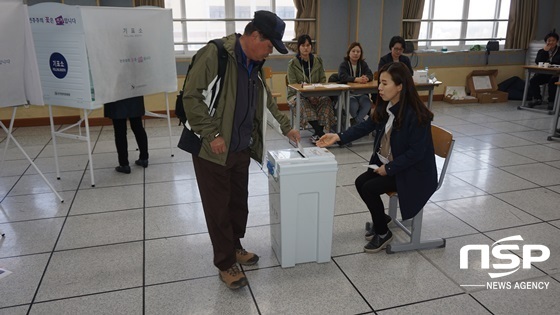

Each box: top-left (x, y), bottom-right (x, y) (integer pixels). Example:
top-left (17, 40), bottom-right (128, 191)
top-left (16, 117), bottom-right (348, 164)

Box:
top-left (1, 100), bottom-right (560, 314)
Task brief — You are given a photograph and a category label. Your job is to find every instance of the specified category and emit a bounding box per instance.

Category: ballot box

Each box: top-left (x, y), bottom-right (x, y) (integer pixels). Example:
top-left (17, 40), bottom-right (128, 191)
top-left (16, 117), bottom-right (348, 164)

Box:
top-left (267, 147), bottom-right (338, 268)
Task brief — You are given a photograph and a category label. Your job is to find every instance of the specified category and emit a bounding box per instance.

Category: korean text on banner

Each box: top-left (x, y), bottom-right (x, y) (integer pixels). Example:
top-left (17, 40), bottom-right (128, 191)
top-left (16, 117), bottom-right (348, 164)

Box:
top-left (80, 7), bottom-right (177, 104)
top-left (28, 3), bottom-right (93, 109)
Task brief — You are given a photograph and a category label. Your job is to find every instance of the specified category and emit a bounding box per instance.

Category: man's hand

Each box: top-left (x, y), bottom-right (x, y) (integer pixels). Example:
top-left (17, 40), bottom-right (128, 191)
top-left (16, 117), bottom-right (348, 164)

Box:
top-left (286, 129), bottom-right (301, 143)
top-left (210, 136), bottom-right (226, 154)
top-left (316, 133), bottom-right (340, 147)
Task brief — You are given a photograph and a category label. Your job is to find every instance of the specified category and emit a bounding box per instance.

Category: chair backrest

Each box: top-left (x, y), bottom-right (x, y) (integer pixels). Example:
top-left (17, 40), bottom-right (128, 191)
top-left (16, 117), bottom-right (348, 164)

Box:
top-left (431, 124), bottom-right (454, 190)
top-left (263, 66), bottom-right (273, 79)
top-left (431, 125), bottom-right (453, 158)
top-left (328, 73), bottom-right (339, 83)
top-left (263, 66), bottom-right (274, 89)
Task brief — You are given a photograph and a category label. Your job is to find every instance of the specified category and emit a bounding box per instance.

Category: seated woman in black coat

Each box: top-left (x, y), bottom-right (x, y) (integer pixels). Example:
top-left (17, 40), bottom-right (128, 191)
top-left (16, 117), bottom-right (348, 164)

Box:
top-left (528, 30), bottom-right (560, 109)
top-left (338, 42), bottom-right (374, 125)
top-left (378, 36), bottom-right (413, 75)
top-left (316, 62), bottom-right (437, 253)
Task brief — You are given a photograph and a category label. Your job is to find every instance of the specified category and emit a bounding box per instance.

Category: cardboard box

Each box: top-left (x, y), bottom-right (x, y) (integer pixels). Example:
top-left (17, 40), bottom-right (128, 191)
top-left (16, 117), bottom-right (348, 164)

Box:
top-left (442, 86), bottom-right (479, 104)
top-left (443, 95), bottom-right (479, 104)
top-left (413, 70), bottom-right (428, 83)
top-left (466, 70), bottom-right (508, 103)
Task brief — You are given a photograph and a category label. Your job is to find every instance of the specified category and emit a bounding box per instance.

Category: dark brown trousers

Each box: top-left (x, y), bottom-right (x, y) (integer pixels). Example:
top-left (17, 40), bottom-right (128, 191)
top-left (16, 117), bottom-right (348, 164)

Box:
top-left (192, 150), bottom-right (250, 271)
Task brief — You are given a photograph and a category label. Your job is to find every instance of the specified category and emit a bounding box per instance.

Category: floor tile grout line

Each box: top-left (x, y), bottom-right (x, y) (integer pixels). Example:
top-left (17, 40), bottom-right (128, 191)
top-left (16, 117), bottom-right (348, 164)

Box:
top-left (0, 126), bottom-right (57, 204)
top-left (142, 160), bottom-right (146, 315)
top-left (330, 257), bottom-right (376, 314)
top-left (24, 153), bottom-right (90, 315)
top-left (466, 294), bottom-right (496, 315)
top-left (26, 286), bottom-right (144, 308)
top-left (240, 265), bottom-right (262, 315)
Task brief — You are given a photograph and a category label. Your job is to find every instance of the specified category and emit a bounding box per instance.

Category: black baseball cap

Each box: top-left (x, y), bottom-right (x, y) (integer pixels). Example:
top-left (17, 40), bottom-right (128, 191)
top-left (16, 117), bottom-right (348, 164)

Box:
top-left (252, 10), bottom-right (288, 54)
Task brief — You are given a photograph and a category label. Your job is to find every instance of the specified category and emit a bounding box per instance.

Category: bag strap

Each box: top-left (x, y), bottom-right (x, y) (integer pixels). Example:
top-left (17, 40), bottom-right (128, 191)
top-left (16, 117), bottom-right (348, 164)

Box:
top-left (180, 39), bottom-right (228, 92)
top-left (207, 39), bottom-right (227, 116)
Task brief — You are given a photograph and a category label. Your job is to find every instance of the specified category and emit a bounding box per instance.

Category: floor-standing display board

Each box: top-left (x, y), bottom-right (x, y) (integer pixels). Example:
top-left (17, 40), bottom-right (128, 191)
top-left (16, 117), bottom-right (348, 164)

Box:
top-left (28, 3), bottom-right (178, 186)
top-left (0, 0), bottom-right (63, 202)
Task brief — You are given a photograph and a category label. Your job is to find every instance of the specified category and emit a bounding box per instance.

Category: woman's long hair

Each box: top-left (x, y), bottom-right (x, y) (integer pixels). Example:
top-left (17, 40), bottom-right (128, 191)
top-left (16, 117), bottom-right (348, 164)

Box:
top-left (372, 62), bottom-right (433, 129)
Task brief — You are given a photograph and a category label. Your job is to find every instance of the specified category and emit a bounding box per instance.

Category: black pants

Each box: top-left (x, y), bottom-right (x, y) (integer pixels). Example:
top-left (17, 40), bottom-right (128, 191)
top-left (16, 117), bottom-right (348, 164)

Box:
top-left (529, 74), bottom-right (558, 102)
top-left (192, 150), bottom-right (250, 271)
top-left (355, 169), bottom-right (397, 235)
top-left (112, 117), bottom-right (148, 166)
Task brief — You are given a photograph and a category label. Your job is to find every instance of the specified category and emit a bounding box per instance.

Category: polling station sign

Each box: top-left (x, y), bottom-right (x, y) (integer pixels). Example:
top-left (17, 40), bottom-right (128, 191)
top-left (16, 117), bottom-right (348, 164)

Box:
top-left (28, 3), bottom-right (176, 108)
top-left (28, 3), bottom-right (93, 109)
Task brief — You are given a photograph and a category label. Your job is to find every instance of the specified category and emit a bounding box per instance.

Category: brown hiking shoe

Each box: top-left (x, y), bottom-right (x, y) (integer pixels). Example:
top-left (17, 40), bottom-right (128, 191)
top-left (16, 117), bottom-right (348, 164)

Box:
top-left (219, 264), bottom-right (247, 290)
top-left (236, 249), bottom-right (259, 265)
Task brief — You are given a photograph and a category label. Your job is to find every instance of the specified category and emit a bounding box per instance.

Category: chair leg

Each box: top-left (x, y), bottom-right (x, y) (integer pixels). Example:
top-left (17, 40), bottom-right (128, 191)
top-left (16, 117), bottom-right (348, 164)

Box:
top-left (388, 195), bottom-right (398, 220)
top-left (386, 208), bottom-right (446, 254)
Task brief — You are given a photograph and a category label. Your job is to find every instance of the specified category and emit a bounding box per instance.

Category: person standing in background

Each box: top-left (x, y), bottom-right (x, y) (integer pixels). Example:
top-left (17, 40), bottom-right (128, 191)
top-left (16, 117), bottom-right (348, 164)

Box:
top-left (104, 96), bottom-right (149, 174)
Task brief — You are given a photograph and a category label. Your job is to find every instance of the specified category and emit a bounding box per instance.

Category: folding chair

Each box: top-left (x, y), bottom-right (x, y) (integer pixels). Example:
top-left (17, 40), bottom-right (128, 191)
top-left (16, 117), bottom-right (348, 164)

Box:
top-left (263, 66), bottom-right (282, 102)
top-left (366, 124), bottom-right (454, 253)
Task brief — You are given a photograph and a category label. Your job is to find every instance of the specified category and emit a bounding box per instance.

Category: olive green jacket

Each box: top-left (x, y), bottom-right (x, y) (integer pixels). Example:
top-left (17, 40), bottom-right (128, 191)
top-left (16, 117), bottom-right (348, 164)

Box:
top-left (182, 34), bottom-right (292, 165)
top-left (286, 55), bottom-right (327, 99)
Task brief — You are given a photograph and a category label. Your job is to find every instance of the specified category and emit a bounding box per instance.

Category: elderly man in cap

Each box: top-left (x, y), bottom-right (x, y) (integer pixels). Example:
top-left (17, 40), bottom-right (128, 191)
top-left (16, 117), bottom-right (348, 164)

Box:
top-left (183, 11), bottom-right (300, 289)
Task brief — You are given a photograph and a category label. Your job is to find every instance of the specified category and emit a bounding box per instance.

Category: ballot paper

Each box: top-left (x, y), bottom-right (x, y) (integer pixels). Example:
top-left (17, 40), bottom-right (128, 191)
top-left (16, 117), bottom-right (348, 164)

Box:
top-left (364, 164), bottom-right (379, 170)
top-left (297, 140), bottom-right (304, 155)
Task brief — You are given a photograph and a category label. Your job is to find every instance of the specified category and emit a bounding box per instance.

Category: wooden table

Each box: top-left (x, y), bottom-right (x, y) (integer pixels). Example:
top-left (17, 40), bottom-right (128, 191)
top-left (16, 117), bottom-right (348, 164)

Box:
top-left (287, 83), bottom-right (349, 133)
top-left (343, 80), bottom-right (442, 132)
top-left (519, 65), bottom-right (560, 115)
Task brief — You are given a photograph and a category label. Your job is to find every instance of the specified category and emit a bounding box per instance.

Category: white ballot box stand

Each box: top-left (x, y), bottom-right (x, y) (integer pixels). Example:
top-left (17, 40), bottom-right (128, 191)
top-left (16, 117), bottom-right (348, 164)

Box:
top-left (267, 147), bottom-right (338, 268)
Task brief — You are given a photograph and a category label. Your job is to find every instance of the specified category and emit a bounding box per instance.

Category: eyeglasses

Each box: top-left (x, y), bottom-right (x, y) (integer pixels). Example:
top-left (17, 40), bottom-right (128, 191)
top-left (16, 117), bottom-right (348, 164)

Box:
top-left (392, 47), bottom-right (404, 52)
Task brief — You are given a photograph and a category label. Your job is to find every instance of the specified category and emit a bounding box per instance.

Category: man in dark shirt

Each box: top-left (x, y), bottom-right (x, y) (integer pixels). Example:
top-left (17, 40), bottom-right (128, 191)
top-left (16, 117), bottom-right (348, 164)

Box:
top-left (183, 11), bottom-right (300, 290)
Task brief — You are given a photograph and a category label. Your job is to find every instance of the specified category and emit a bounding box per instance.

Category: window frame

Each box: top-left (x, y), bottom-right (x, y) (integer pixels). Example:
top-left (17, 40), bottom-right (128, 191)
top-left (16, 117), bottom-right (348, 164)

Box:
top-left (404, 0), bottom-right (510, 51)
top-left (169, 0), bottom-right (311, 57)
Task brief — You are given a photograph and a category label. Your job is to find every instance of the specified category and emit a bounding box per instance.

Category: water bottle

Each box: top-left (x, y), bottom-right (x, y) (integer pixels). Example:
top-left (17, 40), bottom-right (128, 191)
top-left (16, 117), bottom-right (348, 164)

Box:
top-left (424, 66), bottom-right (429, 83)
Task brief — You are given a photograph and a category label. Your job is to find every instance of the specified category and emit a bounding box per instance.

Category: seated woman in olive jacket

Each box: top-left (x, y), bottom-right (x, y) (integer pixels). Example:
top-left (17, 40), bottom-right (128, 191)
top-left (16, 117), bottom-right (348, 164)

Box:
top-left (287, 34), bottom-right (336, 143)
top-left (316, 62), bottom-right (437, 253)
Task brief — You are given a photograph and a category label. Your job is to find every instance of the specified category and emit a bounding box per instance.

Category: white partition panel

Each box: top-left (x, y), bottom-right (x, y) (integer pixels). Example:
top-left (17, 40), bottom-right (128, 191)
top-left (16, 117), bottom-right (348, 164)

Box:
top-left (0, 1), bottom-right (43, 108)
top-left (29, 3), bottom-right (94, 109)
top-left (80, 6), bottom-right (177, 104)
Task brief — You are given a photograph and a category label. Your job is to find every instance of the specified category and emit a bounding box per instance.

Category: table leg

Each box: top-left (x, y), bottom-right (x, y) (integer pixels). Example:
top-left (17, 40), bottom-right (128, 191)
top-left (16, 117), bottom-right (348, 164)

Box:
top-left (428, 88), bottom-right (434, 110)
top-left (520, 68), bottom-right (530, 109)
top-left (547, 87), bottom-right (560, 141)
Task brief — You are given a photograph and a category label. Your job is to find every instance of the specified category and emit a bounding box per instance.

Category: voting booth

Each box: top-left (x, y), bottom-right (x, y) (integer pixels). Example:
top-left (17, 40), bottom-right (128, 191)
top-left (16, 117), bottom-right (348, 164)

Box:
top-left (27, 3), bottom-right (177, 186)
top-left (0, 0), bottom-right (63, 201)
top-left (267, 147), bottom-right (338, 268)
